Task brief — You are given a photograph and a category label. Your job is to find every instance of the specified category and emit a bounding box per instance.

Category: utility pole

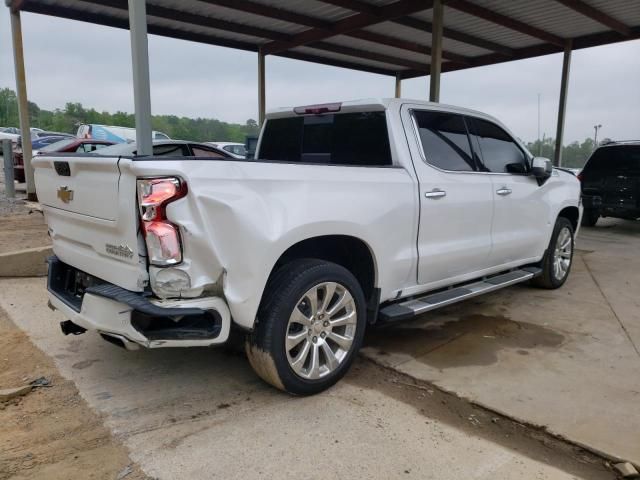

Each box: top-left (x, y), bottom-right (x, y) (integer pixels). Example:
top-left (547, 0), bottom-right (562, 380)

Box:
top-left (537, 93), bottom-right (541, 156)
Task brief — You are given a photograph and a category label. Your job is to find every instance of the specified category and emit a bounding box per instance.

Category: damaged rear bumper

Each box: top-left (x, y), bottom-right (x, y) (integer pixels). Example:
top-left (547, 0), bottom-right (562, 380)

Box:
top-left (47, 256), bottom-right (231, 349)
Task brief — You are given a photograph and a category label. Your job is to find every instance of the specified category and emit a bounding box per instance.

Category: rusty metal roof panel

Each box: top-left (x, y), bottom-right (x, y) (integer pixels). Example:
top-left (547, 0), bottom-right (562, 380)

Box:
top-left (364, 21), bottom-right (494, 57)
top-left (252, 0), bottom-right (354, 22)
top-left (149, 0), bottom-right (310, 35)
top-left (470, 0), bottom-right (609, 38)
top-left (414, 8), bottom-right (543, 48)
top-left (325, 34), bottom-right (430, 65)
top-left (588, 0), bottom-right (640, 26)
top-left (149, 16), bottom-right (267, 45)
top-left (293, 45), bottom-right (414, 72)
top-left (9, 0), bottom-right (640, 78)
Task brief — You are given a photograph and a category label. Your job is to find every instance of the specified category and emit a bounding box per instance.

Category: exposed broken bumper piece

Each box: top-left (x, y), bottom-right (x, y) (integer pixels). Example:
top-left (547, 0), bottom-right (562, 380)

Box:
top-left (46, 256), bottom-right (231, 349)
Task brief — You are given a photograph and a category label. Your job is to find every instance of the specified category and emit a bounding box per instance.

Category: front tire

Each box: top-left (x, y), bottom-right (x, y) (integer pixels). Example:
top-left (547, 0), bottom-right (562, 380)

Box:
top-left (246, 259), bottom-right (366, 395)
top-left (532, 217), bottom-right (574, 289)
top-left (581, 207), bottom-right (599, 227)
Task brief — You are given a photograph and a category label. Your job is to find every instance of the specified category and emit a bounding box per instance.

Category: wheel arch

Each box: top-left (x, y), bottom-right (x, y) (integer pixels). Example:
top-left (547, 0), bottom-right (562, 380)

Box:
top-left (558, 205), bottom-right (580, 232)
top-left (267, 234), bottom-right (378, 306)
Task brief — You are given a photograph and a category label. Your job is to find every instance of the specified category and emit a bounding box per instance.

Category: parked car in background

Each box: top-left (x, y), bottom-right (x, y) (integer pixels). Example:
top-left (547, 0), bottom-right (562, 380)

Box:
top-left (13, 137), bottom-right (114, 182)
top-left (580, 140), bottom-right (640, 226)
top-left (94, 139), bottom-right (232, 158)
top-left (35, 99), bottom-right (581, 395)
top-left (77, 124), bottom-right (170, 143)
top-left (207, 142), bottom-right (246, 158)
top-left (0, 127), bottom-right (21, 142)
top-left (30, 130), bottom-right (71, 140)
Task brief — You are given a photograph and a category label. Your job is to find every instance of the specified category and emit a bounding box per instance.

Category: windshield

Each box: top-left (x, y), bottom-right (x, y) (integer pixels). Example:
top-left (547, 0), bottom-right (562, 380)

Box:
top-left (40, 138), bottom-right (76, 152)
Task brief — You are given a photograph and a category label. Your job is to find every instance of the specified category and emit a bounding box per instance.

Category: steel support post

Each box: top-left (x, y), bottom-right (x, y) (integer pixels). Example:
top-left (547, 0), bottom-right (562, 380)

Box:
top-left (258, 49), bottom-right (266, 126)
top-left (10, 10), bottom-right (35, 200)
top-left (2, 139), bottom-right (16, 198)
top-left (429, 0), bottom-right (443, 102)
top-left (554, 40), bottom-right (572, 167)
top-left (128, 0), bottom-right (153, 156)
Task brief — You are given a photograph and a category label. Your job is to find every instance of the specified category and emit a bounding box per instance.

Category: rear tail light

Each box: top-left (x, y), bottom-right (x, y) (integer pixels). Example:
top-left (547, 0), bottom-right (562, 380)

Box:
top-left (137, 177), bottom-right (187, 266)
top-left (577, 173), bottom-right (583, 182)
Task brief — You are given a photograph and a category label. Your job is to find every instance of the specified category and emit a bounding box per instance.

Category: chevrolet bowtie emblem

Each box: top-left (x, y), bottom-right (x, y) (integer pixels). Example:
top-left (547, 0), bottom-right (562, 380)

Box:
top-left (57, 186), bottom-right (74, 203)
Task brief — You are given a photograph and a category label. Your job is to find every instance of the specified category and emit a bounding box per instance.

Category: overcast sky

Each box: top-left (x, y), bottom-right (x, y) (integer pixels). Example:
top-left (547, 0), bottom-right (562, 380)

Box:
top-left (1, 5), bottom-right (639, 144)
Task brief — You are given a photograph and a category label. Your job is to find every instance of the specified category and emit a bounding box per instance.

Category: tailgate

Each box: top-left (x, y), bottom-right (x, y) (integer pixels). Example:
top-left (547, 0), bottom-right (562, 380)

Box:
top-left (602, 174), bottom-right (639, 208)
top-left (33, 155), bottom-right (148, 292)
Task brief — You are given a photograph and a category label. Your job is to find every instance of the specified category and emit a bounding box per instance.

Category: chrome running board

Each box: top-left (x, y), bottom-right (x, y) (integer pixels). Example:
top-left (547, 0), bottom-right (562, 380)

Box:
top-left (378, 267), bottom-right (541, 323)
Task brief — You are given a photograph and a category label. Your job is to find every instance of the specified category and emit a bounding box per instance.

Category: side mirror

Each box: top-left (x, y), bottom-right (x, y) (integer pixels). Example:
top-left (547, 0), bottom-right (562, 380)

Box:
top-left (531, 157), bottom-right (552, 184)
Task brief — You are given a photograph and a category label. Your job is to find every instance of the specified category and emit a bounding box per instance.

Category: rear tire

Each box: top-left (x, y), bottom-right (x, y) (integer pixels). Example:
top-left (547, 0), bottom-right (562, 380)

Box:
top-left (581, 207), bottom-right (599, 227)
top-left (532, 217), bottom-right (574, 289)
top-left (246, 259), bottom-right (366, 395)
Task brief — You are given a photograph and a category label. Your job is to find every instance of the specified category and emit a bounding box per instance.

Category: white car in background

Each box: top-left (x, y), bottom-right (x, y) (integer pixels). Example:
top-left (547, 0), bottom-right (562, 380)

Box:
top-left (207, 142), bottom-right (246, 158)
top-left (0, 127), bottom-right (21, 143)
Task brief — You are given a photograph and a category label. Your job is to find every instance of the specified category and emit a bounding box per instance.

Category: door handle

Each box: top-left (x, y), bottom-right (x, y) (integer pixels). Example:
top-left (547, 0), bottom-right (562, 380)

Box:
top-left (425, 189), bottom-right (446, 199)
top-left (496, 188), bottom-right (512, 196)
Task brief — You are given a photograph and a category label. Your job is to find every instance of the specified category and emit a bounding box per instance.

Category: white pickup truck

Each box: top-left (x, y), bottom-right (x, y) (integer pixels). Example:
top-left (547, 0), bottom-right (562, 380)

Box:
top-left (34, 99), bottom-right (581, 395)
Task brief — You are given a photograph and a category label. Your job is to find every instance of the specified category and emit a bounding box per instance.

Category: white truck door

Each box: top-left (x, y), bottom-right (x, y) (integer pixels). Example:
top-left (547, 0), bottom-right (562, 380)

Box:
top-left (466, 116), bottom-right (551, 265)
top-left (401, 106), bottom-right (494, 286)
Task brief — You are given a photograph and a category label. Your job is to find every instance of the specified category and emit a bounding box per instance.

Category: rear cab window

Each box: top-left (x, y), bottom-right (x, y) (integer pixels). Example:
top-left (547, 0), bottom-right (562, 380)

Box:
top-left (258, 111), bottom-right (392, 166)
top-left (582, 145), bottom-right (640, 179)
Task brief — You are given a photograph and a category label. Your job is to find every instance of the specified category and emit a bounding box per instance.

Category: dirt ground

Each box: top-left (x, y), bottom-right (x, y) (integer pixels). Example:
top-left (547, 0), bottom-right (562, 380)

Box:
top-left (0, 211), bottom-right (50, 255)
top-left (0, 306), bottom-right (148, 480)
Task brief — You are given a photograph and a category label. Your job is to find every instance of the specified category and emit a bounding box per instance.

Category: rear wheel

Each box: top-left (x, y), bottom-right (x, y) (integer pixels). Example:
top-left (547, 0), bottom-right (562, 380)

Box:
top-left (581, 207), bottom-right (599, 227)
top-left (246, 259), bottom-right (366, 395)
top-left (532, 217), bottom-right (574, 289)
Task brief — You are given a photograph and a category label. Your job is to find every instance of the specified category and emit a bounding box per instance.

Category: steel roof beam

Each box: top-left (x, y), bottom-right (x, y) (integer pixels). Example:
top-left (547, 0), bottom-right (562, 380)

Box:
top-left (552, 0), bottom-right (631, 36)
top-left (399, 25), bottom-right (640, 79)
top-left (198, 0), bottom-right (331, 30)
top-left (308, 41), bottom-right (431, 72)
top-left (444, 0), bottom-right (565, 47)
top-left (262, 0), bottom-right (434, 55)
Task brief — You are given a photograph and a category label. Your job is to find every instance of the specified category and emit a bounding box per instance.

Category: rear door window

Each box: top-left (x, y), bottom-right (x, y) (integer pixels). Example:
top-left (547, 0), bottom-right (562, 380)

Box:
top-left (468, 118), bottom-right (529, 174)
top-left (259, 111), bottom-right (392, 166)
top-left (412, 111), bottom-right (475, 172)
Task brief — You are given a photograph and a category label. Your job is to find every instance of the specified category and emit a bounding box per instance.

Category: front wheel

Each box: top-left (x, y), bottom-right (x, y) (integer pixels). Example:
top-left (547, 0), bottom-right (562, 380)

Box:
top-left (531, 217), bottom-right (574, 289)
top-left (246, 259), bottom-right (366, 395)
top-left (581, 207), bottom-right (599, 227)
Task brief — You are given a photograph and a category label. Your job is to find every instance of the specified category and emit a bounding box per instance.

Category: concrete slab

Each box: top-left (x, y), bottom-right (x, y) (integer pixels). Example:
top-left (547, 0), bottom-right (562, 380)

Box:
top-left (363, 219), bottom-right (640, 466)
top-left (0, 278), bottom-right (612, 480)
top-left (0, 246), bottom-right (52, 277)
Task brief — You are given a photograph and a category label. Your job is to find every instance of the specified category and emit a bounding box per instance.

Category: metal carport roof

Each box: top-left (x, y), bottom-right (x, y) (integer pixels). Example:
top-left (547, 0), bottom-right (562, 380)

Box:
top-left (4, 0), bottom-right (640, 200)
top-left (6, 0), bottom-right (640, 79)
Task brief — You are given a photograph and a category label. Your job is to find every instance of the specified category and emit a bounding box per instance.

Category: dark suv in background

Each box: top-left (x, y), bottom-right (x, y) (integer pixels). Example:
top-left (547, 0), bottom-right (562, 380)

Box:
top-left (579, 141), bottom-right (640, 226)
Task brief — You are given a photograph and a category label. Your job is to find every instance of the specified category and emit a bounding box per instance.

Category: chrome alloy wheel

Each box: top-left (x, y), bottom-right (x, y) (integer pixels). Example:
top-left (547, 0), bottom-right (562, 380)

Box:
top-left (553, 226), bottom-right (573, 281)
top-left (285, 282), bottom-right (357, 380)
